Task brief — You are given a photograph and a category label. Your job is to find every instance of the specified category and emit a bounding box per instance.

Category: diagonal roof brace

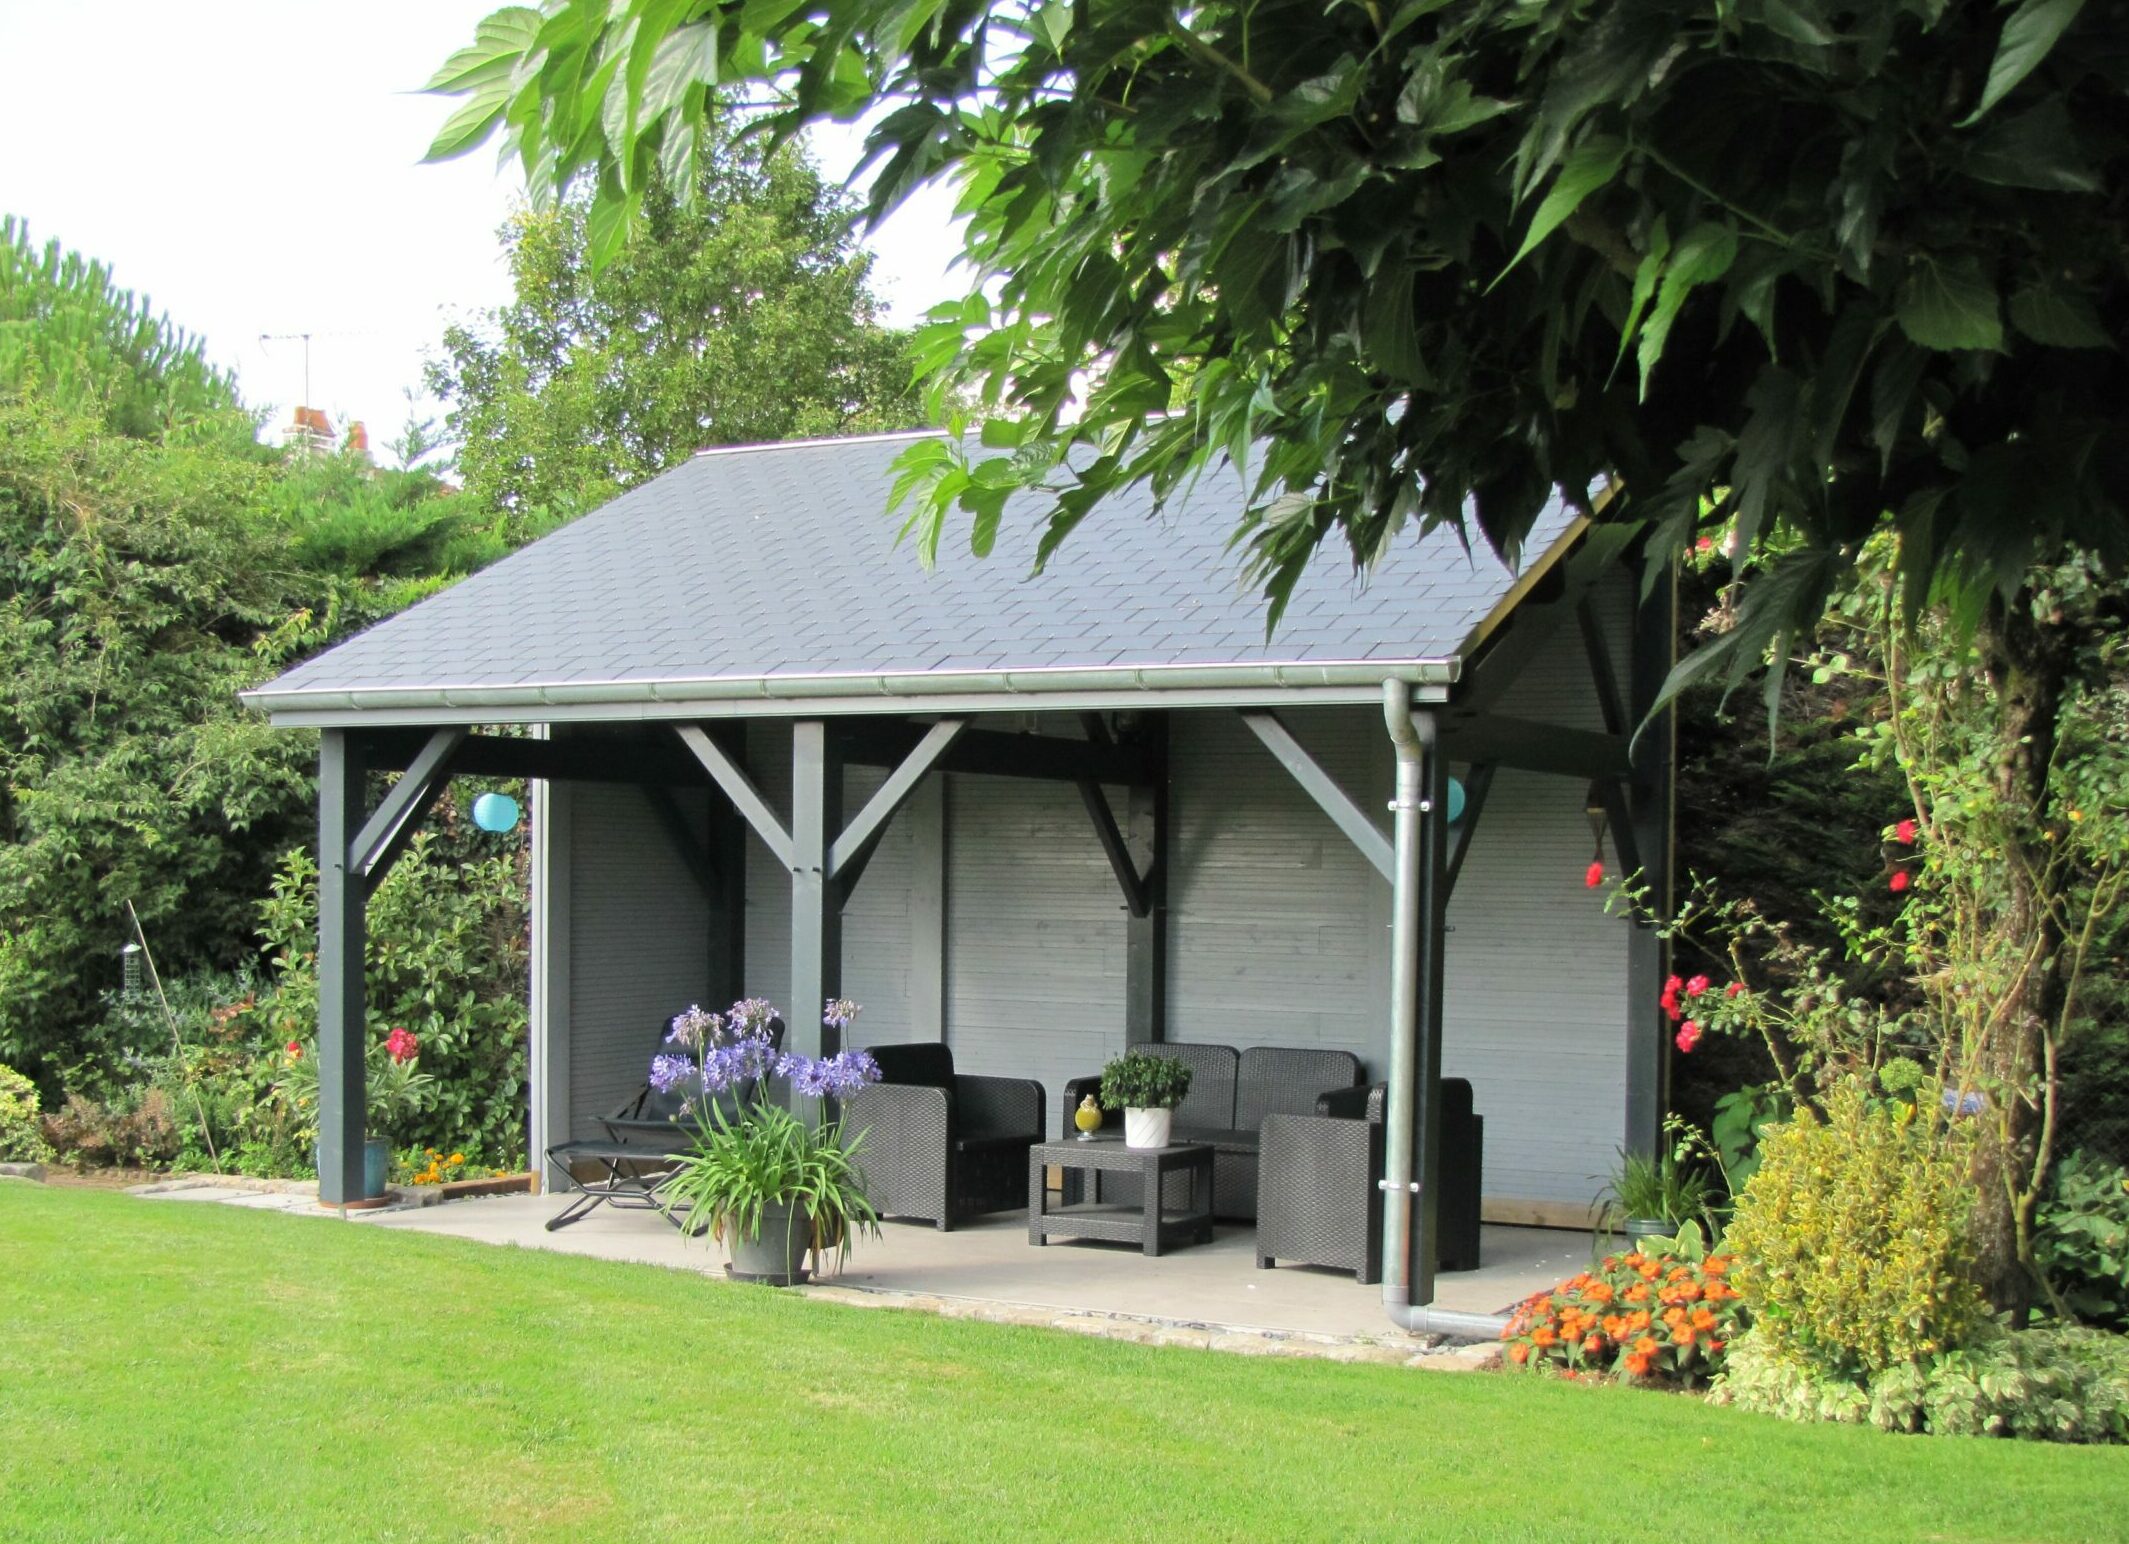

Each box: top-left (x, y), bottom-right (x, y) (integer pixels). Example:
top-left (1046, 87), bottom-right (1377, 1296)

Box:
top-left (1238, 710), bottom-right (1395, 882)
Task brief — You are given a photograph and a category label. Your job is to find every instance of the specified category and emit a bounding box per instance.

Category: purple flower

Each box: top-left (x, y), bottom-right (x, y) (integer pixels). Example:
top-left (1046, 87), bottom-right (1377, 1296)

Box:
top-left (726, 998), bottom-right (778, 1039)
top-left (701, 1035), bottom-right (778, 1093)
top-left (778, 1048), bottom-right (881, 1100)
top-left (648, 1054), bottom-right (698, 1094)
top-left (823, 998), bottom-right (861, 1032)
top-left (666, 1005), bottom-right (722, 1050)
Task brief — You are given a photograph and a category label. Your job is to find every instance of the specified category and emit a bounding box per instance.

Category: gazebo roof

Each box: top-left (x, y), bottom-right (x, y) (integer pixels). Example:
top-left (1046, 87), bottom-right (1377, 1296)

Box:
top-left (244, 430), bottom-right (1581, 726)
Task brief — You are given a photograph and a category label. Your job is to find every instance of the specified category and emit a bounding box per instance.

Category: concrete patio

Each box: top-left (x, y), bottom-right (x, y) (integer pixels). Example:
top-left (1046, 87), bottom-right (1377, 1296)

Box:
top-left (363, 1190), bottom-right (1594, 1342)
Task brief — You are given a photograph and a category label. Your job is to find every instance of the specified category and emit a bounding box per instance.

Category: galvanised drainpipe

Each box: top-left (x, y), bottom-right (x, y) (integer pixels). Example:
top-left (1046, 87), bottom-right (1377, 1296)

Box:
top-left (1381, 679), bottom-right (1510, 1340)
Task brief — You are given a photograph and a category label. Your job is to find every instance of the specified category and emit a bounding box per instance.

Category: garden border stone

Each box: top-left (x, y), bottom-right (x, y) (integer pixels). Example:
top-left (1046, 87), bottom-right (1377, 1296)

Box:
top-left (0, 1161), bottom-right (46, 1182)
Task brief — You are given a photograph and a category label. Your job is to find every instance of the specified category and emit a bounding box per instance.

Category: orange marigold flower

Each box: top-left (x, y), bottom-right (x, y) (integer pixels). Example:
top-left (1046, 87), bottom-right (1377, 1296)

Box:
top-left (1690, 1307), bottom-right (1718, 1332)
top-left (1627, 1310), bottom-right (1651, 1331)
top-left (1674, 1326), bottom-right (1697, 1347)
top-left (1625, 1283), bottom-right (1650, 1303)
top-left (1708, 1340), bottom-right (1725, 1355)
top-left (1602, 1315), bottom-right (1626, 1338)
top-left (1508, 1342), bottom-right (1531, 1364)
top-left (1631, 1335), bottom-right (1660, 1358)
top-left (1667, 1266), bottom-right (1692, 1283)
top-left (1703, 1257), bottom-right (1731, 1276)
top-left (1532, 1326), bottom-right (1558, 1348)
top-left (1584, 1281), bottom-right (1614, 1305)
top-left (1582, 1335), bottom-right (1604, 1355)
top-left (1637, 1261), bottom-right (1661, 1281)
top-left (1624, 1353), bottom-right (1652, 1377)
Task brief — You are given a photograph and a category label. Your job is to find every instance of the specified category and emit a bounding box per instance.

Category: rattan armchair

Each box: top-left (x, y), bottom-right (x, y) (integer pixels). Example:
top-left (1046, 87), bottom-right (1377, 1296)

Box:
top-left (843, 1043), bottom-right (1045, 1230)
top-left (1254, 1080), bottom-right (1484, 1283)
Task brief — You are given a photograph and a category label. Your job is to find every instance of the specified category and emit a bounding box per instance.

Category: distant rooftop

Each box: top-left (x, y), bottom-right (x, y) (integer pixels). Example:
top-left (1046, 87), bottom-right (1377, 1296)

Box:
top-left (244, 431), bottom-right (1581, 726)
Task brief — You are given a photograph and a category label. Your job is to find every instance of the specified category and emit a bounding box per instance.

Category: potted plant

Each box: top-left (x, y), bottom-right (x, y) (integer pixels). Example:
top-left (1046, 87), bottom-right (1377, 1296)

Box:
top-left (281, 1026), bottom-right (434, 1202)
top-left (1098, 1049), bottom-right (1193, 1150)
top-left (652, 998), bottom-right (882, 1285)
top-left (1598, 1147), bottom-right (1714, 1251)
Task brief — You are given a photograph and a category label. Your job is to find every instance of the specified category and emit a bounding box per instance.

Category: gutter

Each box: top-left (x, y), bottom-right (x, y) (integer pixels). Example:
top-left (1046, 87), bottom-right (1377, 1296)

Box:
top-left (1380, 677), bottom-right (1511, 1341)
top-left (239, 657), bottom-right (1462, 725)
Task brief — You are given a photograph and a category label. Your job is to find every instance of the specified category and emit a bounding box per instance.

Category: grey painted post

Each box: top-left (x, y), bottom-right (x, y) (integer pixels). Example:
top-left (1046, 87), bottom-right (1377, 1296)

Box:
top-left (316, 729), bottom-right (368, 1205)
top-left (714, 788), bottom-right (748, 1006)
top-left (1125, 714), bottom-right (1168, 1044)
top-left (788, 720), bottom-right (843, 1065)
top-left (1624, 564), bottom-right (1676, 1157)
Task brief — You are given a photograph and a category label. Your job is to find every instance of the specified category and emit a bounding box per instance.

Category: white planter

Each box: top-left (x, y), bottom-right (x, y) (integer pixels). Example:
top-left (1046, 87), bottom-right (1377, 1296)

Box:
top-left (1123, 1106), bottom-right (1173, 1150)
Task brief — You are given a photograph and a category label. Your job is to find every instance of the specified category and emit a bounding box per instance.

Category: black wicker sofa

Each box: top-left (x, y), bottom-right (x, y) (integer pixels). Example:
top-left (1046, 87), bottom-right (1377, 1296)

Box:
top-left (1060, 1042), bottom-right (1364, 1221)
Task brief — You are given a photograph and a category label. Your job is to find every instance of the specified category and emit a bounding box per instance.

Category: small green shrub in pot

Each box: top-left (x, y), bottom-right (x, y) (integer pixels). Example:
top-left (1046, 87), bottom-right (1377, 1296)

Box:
top-left (1598, 1146), bottom-right (1715, 1244)
top-left (1099, 1049), bottom-right (1193, 1149)
top-left (1724, 1080), bottom-right (1986, 1377)
top-left (0, 1064), bottom-right (53, 1164)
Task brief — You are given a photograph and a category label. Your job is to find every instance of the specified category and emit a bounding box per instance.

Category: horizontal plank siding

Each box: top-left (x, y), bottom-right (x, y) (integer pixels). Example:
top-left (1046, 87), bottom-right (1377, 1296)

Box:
top-left (566, 783), bottom-right (718, 1140)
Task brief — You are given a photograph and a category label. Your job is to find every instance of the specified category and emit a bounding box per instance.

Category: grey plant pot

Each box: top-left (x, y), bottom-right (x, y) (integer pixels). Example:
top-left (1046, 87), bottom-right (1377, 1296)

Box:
top-left (727, 1201), bottom-right (813, 1286)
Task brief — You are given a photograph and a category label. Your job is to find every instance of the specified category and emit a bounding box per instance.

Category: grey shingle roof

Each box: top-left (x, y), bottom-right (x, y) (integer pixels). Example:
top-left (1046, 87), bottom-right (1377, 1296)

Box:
top-left (246, 431), bottom-right (1579, 723)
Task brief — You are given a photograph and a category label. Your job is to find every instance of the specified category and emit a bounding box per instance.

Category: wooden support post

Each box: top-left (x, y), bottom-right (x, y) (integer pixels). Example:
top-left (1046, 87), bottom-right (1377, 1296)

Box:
top-left (788, 720), bottom-right (843, 1065)
top-left (1624, 563), bottom-right (1677, 1158)
top-left (1410, 712), bottom-right (1451, 1308)
top-left (1124, 715), bottom-right (1169, 1045)
top-left (316, 729), bottom-right (369, 1206)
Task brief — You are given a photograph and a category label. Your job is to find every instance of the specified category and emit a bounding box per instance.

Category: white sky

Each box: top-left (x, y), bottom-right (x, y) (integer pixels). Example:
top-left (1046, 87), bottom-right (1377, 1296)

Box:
top-left (0, 1), bottom-right (966, 452)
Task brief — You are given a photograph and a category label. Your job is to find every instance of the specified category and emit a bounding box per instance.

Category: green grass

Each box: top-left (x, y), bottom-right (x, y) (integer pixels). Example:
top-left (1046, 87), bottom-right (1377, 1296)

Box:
top-left (2, 1186), bottom-right (2123, 1543)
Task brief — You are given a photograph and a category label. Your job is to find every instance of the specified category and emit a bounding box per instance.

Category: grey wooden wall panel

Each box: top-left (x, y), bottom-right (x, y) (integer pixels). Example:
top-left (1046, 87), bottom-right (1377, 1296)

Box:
top-left (838, 764), bottom-right (917, 1045)
top-left (945, 769), bottom-right (1129, 1133)
top-left (1167, 709), bottom-right (1389, 1064)
top-left (742, 722), bottom-right (793, 1014)
top-left (1493, 569), bottom-right (1632, 730)
top-left (566, 783), bottom-right (718, 1140)
top-left (1164, 705), bottom-right (1629, 1205)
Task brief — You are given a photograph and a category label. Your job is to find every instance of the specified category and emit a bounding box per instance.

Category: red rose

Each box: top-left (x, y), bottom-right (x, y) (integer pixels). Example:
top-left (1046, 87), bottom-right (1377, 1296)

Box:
top-left (1889, 871), bottom-right (1911, 893)
top-left (1725, 981), bottom-right (1745, 999)
top-left (1894, 818), bottom-right (1917, 844)
top-left (1675, 1021), bottom-right (1703, 1054)
top-left (1685, 974), bottom-right (1710, 997)
top-left (1584, 860), bottom-right (1605, 889)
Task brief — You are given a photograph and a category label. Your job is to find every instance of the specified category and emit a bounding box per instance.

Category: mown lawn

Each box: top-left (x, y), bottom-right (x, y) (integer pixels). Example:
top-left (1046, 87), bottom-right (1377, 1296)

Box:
top-left (1, 1184), bottom-right (2122, 1543)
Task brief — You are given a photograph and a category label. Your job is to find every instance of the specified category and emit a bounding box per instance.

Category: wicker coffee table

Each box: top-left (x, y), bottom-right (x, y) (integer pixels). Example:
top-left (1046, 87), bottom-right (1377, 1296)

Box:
top-left (1027, 1136), bottom-right (1215, 1256)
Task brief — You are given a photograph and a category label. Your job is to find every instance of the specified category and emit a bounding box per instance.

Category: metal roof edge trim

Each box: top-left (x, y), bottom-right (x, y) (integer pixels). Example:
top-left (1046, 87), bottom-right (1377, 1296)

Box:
top-left (240, 656), bottom-right (1461, 720)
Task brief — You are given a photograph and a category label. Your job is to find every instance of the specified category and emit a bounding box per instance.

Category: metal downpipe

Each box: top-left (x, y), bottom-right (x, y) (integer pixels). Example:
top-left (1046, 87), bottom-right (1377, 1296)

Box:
top-left (1380, 679), bottom-right (1510, 1341)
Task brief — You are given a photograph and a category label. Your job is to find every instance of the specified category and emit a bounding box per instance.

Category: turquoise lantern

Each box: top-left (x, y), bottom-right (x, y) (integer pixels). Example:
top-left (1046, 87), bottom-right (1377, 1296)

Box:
top-left (1445, 776), bottom-right (1467, 824)
top-left (471, 792), bottom-right (521, 834)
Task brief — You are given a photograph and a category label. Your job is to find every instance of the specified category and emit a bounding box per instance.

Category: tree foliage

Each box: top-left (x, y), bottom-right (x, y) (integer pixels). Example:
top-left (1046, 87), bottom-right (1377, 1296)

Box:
top-left (429, 0), bottom-right (2126, 660)
top-left (427, 140), bottom-right (921, 522)
top-left (0, 224), bottom-right (530, 1086)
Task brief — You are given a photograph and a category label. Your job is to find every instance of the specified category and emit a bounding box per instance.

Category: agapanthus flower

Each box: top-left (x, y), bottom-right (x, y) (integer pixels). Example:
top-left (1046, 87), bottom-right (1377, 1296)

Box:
top-left (649, 1054), bottom-right (699, 1094)
top-left (701, 1036), bottom-right (778, 1092)
top-left (667, 1004), bottom-right (722, 1050)
top-left (725, 998), bottom-right (778, 1039)
top-left (778, 1048), bottom-right (882, 1100)
top-left (823, 998), bottom-right (861, 1032)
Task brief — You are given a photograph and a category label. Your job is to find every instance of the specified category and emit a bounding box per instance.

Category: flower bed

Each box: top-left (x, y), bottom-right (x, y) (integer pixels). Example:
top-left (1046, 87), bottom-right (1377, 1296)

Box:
top-left (1503, 1246), bottom-right (1748, 1387)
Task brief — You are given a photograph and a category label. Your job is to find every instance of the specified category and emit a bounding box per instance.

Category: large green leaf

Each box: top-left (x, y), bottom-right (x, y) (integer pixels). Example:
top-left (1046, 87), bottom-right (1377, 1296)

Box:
top-left (1960, 0), bottom-right (2087, 125)
top-left (1494, 136), bottom-right (1626, 284)
top-left (2008, 284), bottom-right (2112, 349)
top-left (1636, 223), bottom-right (1738, 401)
top-left (1895, 257), bottom-right (2004, 352)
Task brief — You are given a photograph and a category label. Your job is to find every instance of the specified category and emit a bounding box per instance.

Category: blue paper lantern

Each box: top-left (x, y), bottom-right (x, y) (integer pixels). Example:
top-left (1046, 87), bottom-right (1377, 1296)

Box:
top-left (1445, 776), bottom-right (1467, 824)
top-left (471, 792), bottom-right (521, 834)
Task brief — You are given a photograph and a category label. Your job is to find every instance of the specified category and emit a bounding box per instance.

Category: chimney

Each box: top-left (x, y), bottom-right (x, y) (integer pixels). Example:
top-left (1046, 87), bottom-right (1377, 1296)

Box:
top-left (344, 421), bottom-right (370, 459)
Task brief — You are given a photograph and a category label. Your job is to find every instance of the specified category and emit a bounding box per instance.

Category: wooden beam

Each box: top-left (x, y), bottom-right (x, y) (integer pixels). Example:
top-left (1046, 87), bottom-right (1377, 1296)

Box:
top-left (829, 718), bottom-right (965, 887)
top-left (839, 722), bottom-right (1150, 787)
top-left (368, 729), bottom-right (700, 786)
top-left (788, 720), bottom-right (842, 1064)
top-left (1576, 596), bottom-right (1629, 740)
top-left (1438, 713), bottom-right (1631, 780)
top-left (1442, 762), bottom-right (1496, 901)
top-left (1239, 711), bottom-right (1395, 881)
top-left (676, 724), bottom-right (793, 869)
top-left (1124, 716), bottom-right (1170, 1044)
top-left (350, 727), bottom-right (465, 885)
top-left (316, 730), bottom-right (369, 1206)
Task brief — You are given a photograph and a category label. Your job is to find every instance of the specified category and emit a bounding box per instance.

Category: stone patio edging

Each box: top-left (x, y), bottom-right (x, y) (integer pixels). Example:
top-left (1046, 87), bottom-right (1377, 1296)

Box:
top-left (796, 1282), bottom-right (1504, 1371)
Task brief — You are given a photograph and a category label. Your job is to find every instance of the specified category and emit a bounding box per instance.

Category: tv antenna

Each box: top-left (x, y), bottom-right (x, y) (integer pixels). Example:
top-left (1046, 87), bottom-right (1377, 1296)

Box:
top-left (259, 331), bottom-right (314, 405)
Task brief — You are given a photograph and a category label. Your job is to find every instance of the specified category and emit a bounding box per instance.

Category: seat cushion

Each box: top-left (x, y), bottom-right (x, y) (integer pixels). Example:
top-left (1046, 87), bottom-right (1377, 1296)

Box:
top-left (1235, 1046), bottom-right (1363, 1129)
